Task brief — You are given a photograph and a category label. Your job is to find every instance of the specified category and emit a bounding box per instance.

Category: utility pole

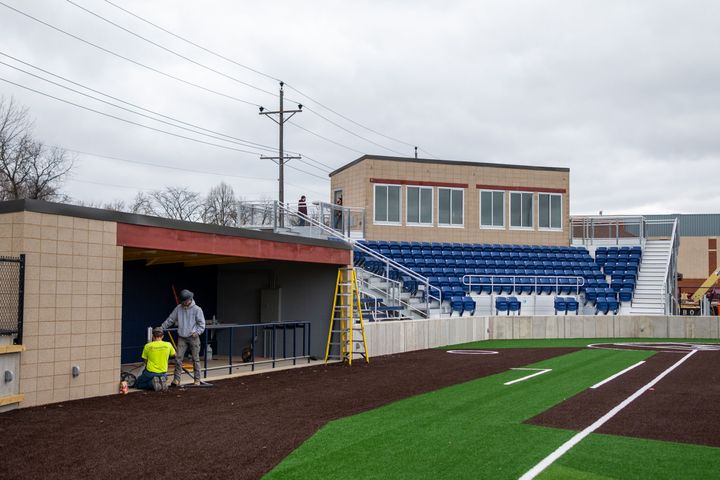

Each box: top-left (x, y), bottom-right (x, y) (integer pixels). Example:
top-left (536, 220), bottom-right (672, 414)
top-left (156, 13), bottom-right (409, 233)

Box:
top-left (414, 146), bottom-right (418, 158)
top-left (259, 81), bottom-right (302, 217)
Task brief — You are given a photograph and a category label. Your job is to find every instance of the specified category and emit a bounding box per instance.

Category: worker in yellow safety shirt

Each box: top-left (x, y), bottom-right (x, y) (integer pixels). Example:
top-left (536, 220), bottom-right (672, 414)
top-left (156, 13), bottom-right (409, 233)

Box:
top-left (136, 327), bottom-right (176, 392)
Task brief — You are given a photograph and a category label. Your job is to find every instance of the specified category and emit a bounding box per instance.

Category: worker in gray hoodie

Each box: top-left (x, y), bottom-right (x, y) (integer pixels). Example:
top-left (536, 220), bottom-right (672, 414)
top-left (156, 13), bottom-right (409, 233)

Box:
top-left (162, 289), bottom-right (206, 386)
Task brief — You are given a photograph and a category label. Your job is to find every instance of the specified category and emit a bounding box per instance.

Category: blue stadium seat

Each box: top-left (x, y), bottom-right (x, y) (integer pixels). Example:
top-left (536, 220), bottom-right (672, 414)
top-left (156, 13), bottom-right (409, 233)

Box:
top-left (565, 297), bottom-right (579, 314)
top-left (463, 297), bottom-right (476, 316)
top-left (449, 296), bottom-right (464, 317)
top-left (554, 297), bottom-right (567, 315)
top-left (619, 288), bottom-right (633, 302)
top-left (495, 297), bottom-right (509, 315)
top-left (508, 296), bottom-right (521, 315)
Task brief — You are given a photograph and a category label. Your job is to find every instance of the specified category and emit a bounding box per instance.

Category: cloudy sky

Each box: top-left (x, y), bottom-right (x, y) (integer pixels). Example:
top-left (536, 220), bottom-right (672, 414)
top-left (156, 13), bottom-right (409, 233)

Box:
top-left (1, 0), bottom-right (719, 214)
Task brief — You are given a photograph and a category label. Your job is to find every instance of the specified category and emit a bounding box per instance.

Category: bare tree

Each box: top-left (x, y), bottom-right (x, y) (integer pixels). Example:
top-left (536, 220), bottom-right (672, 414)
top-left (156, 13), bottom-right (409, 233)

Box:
top-left (149, 186), bottom-right (202, 222)
top-left (202, 182), bottom-right (238, 226)
top-left (0, 97), bottom-right (73, 201)
top-left (130, 191), bottom-right (155, 215)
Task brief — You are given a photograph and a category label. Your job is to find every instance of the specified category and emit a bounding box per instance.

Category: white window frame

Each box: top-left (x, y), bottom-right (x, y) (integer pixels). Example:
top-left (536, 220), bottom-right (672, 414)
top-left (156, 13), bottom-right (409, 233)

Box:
top-left (509, 191), bottom-right (534, 230)
top-left (538, 193), bottom-right (563, 231)
top-left (373, 183), bottom-right (402, 225)
top-left (437, 187), bottom-right (464, 228)
top-left (406, 185), bottom-right (433, 226)
top-left (479, 189), bottom-right (505, 229)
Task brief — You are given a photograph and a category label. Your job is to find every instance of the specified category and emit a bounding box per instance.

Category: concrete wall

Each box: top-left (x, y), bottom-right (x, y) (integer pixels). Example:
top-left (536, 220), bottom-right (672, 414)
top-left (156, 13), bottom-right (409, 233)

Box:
top-left (365, 315), bottom-right (720, 357)
top-left (364, 316), bottom-right (490, 356)
top-left (0, 211), bottom-right (123, 408)
top-left (331, 157), bottom-right (570, 245)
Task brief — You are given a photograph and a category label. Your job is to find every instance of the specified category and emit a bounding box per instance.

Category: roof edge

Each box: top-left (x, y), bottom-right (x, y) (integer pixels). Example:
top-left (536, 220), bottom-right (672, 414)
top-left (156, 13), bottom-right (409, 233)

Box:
top-left (0, 199), bottom-right (351, 250)
top-left (329, 154), bottom-right (570, 177)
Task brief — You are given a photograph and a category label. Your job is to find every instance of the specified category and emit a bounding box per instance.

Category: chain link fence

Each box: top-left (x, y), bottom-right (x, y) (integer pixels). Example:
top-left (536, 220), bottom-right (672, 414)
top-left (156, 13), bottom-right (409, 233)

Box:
top-left (0, 254), bottom-right (25, 344)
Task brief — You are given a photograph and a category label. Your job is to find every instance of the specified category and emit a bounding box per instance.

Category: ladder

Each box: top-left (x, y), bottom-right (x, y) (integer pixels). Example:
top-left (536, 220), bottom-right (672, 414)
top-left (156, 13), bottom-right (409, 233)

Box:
top-left (324, 267), bottom-right (369, 365)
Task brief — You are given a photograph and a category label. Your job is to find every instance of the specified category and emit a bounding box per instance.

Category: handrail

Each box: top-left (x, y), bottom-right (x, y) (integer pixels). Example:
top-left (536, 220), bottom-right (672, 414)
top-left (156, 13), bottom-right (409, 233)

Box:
top-left (356, 269), bottom-right (428, 319)
top-left (274, 202), bottom-right (443, 316)
top-left (661, 218), bottom-right (679, 315)
top-left (462, 274), bottom-right (585, 295)
top-left (161, 321), bottom-right (311, 375)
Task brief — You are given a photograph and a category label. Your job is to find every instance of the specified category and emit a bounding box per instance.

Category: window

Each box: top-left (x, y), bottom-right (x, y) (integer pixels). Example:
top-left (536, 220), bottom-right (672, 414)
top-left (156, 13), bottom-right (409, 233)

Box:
top-left (539, 193), bottom-right (562, 229)
top-left (406, 186), bottom-right (433, 225)
top-left (480, 190), bottom-right (505, 228)
top-left (438, 188), bottom-right (463, 226)
top-left (510, 192), bottom-right (533, 228)
top-left (374, 184), bottom-right (401, 223)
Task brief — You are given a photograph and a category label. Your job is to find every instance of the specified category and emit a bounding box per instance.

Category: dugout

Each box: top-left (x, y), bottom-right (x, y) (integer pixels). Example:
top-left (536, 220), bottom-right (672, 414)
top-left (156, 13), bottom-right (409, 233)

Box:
top-left (0, 199), bottom-right (351, 409)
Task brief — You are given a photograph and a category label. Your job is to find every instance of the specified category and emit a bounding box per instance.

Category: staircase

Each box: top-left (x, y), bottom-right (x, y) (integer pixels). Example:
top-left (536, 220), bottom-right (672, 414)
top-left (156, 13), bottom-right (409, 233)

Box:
top-left (630, 239), bottom-right (672, 315)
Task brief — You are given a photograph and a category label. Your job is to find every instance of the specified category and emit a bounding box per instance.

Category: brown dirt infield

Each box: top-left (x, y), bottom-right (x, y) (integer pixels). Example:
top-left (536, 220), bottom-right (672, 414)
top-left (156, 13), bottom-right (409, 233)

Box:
top-left (527, 348), bottom-right (720, 448)
top-left (0, 347), bottom-right (575, 480)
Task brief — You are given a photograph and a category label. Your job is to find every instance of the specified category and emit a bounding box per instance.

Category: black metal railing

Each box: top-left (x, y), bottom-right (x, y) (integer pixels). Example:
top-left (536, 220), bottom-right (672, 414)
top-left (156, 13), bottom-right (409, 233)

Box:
top-left (160, 321), bottom-right (311, 378)
top-left (0, 254), bottom-right (25, 345)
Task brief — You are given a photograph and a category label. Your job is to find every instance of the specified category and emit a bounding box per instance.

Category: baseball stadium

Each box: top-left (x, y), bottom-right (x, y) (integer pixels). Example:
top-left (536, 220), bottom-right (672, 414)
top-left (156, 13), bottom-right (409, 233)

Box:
top-left (1, 154), bottom-right (719, 479)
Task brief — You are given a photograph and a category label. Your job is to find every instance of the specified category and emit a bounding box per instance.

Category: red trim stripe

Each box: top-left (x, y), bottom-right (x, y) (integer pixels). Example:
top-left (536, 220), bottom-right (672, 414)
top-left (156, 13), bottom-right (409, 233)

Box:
top-left (476, 184), bottom-right (566, 194)
top-left (116, 223), bottom-right (351, 265)
top-left (370, 178), bottom-right (468, 188)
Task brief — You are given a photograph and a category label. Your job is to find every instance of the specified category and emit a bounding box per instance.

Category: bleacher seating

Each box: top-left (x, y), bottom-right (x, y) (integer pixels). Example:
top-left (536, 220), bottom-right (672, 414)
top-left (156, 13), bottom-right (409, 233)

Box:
top-left (354, 240), bottom-right (641, 315)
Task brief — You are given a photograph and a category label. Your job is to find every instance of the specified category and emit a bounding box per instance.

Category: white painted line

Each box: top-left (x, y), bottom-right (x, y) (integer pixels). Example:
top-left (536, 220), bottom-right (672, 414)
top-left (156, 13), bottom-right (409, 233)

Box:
top-left (503, 368), bottom-right (552, 385)
top-left (446, 349), bottom-right (499, 355)
top-left (519, 349), bottom-right (697, 480)
top-left (590, 361), bottom-right (645, 389)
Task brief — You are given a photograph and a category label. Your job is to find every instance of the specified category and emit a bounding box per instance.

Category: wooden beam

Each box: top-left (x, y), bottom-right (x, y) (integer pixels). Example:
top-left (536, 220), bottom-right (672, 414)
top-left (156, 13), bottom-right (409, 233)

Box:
top-left (0, 394), bottom-right (24, 407)
top-left (0, 344), bottom-right (25, 355)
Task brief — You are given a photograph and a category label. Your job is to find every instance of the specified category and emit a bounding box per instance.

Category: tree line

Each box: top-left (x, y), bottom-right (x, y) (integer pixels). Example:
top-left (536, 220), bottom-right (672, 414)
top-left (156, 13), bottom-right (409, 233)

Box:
top-left (0, 96), bottom-right (269, 227)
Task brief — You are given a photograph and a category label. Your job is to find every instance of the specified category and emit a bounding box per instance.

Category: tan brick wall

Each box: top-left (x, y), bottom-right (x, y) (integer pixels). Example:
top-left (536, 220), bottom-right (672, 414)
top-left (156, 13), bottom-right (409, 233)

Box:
top-left (331, 158), bottom-right (570, 245)
top-left (678, 236), bottom-right (720, 281)
top-left (0, 211), bottom-right (123, 408)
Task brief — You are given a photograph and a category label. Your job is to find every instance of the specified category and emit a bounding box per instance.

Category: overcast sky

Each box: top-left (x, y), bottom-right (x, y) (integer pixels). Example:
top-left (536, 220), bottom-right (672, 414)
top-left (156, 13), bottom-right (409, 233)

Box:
top-left (1, 0), bottom-right (719, 215)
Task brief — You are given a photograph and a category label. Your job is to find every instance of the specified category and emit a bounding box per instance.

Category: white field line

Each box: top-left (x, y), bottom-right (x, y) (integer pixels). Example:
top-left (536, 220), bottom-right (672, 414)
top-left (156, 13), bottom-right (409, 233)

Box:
top-left (590, 361), bottom-right (645, 389)
top-left (519, 349), bottom-right (697, 480)
top-left (504, 368), bottom-right (552, 386)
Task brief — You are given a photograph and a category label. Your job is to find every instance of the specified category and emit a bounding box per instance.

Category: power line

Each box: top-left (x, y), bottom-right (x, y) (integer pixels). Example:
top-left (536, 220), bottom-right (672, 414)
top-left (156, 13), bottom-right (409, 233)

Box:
top-left (0, 72), bottom-right (332, 179)
top-left (59, 146), bottom-right (276, 182)
top-left (289, 120), bottom-right (365, 155)
top-left (63, 149), bottom-right (328, 196)
top-left (104, 0), bottom-right (281, 84)
top-left (0, 59), bottom-right (273, 154)
top-left (100, 0), bottom-right (434, 158)
top-left (0, 75), bottom-right (265, 156)
top-left (0, 52), bottom-right (283, 154)
top-left (0, 54), bottom-right (334, 175)
top-left (66, 0), bottom-right (279, 99)
top-left (300, 105), bottom-right (406, 156)
top-left (0, 1), bottom-right (260, 107)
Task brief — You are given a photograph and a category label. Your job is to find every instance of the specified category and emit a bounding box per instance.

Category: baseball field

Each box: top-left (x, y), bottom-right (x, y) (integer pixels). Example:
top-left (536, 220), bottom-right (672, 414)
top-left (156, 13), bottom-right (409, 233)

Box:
top-left (1, 338), bottom-right (718, 479)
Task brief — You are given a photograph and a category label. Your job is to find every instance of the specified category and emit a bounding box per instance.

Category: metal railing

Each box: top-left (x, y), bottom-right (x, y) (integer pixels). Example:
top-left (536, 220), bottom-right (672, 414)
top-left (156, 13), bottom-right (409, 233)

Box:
top-left (570, 216), bottom-right (645, 245)
top-left (356, 269), bottom-right (428, 319)
top-left (237, 200), bottom-right (366, 239)
top-left (0, 254), bottom-right (25, 345)
top-left (660, 218), bottom-right (679, 315)
top-left (161, 321), bottom-right (311, 377)
top-left (270, 201), bottom-right (442, 317)
top-left (462, 275), bottom-right (585, 295)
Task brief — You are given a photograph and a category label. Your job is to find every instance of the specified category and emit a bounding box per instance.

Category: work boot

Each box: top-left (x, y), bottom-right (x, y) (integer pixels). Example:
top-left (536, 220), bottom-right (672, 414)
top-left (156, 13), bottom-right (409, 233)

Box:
top-left (161, 378), bottom-right (168, 392)
top-left (193, 380), bottom-right (201, 387)
top-left (151, 376), bottom-right (162, 392)
top-left (170, 380), bottom-right (181, 388)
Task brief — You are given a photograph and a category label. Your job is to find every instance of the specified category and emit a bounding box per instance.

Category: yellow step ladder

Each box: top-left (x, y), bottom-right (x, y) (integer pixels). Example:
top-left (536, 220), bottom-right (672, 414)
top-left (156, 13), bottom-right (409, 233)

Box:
top-left (324, 267), bottom-right (369, 365)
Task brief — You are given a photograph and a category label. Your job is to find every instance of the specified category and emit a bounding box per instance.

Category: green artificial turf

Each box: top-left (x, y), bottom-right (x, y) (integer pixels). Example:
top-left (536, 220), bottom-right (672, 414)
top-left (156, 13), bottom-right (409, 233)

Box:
top-left (265, 349), bottom-right (662, 479)
top-left (445, 338), bottom-right (720, 349)
top-left (539, 433), bottom-right (720, 480)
